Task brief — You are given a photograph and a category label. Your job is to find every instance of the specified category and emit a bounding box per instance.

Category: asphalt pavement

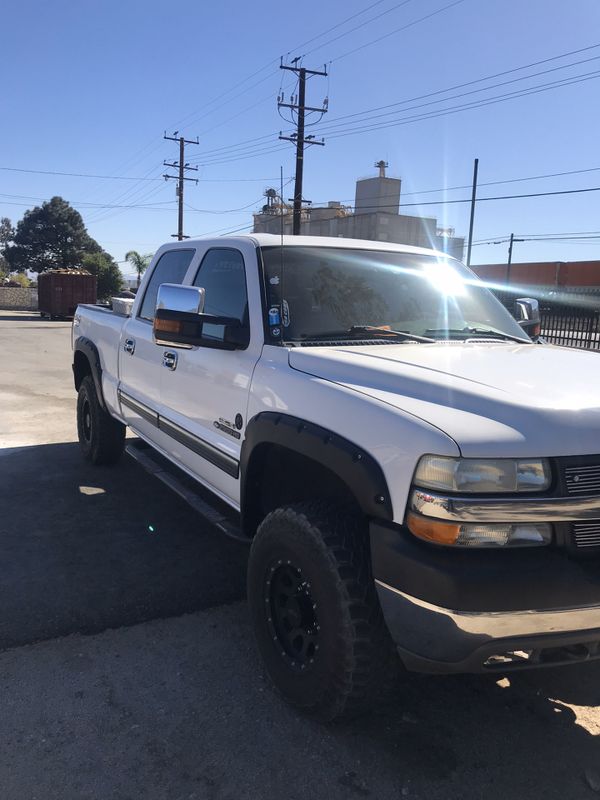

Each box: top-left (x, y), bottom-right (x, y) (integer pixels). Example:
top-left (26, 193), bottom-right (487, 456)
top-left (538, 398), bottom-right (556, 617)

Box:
top-left (1, 310), bottom-right (599, 800)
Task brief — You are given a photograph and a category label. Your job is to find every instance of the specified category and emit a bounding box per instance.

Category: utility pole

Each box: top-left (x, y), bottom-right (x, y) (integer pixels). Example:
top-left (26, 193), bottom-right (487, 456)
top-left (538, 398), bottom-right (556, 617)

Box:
top-left (466, 157), bottom-right (479, 266)
top-left (163, 132), bottom-right (199, 240)
top-left (279, 59), bottom-right (328, 235)
top-left (506, 233), bottom-right (525, 284)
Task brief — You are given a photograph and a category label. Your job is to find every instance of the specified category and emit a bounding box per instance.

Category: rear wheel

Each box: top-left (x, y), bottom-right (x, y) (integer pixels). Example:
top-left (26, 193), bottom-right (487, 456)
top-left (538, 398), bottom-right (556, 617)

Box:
top-left (247, 501), bottom-right (396, 721)
top-left (77, 375), bottom-right (125, 465)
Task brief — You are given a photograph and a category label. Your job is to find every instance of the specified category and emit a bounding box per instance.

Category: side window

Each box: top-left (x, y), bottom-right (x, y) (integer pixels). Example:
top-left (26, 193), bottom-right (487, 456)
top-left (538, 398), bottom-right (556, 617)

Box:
top-left (193, 248), bottom-right (248, 340)
top-left (138, 249), bottom-right (195, 321)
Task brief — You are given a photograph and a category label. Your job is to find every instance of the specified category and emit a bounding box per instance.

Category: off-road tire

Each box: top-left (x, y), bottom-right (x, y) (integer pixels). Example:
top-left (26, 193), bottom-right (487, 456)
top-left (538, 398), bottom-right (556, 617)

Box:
top-left (247, 501), bottom-right (397, 721)
top-left (77, 375), bottom-right (125, 465)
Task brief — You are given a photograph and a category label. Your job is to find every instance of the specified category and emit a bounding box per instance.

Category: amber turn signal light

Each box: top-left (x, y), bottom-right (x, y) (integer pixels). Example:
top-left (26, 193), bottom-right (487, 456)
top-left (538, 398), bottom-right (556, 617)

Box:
top-left (406, 512), bottom-right (460, 545)
top-left (154, 318), bottom-right (183, 335)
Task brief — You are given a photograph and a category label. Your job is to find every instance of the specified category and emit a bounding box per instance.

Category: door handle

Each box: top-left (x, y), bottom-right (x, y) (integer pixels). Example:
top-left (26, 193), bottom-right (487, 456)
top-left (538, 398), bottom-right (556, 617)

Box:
top-left (163, 351), bottom-right (178, 371)
top-left (124, 338), bottom-right (136, 355)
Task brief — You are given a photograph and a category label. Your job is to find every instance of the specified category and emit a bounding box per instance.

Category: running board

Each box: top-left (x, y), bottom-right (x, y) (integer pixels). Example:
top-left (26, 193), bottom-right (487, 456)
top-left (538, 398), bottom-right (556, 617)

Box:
top-left (125, 441), bottom-right (249, 544)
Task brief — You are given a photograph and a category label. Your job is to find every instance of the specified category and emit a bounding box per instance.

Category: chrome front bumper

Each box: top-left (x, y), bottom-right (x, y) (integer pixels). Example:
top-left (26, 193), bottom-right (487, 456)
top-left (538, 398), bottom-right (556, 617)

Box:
top-left (410, 488), bottom-right (600, 523)
top-left (376, 579), bottom-right (600, 672)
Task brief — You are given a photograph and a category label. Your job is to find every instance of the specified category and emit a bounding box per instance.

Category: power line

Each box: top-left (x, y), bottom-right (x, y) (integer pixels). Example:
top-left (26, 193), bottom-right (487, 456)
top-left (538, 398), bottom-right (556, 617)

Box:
top-left (290, 0), bottom-right (389, 54)
top-left (316, 41), bottom-right (600, 128)
top-left (83, 162), bottom-right (167, 225)
top-left (0, 191), bottom-right (175, 209)
top-left (313, 53), bottom-right (600, 135)
top-left (337, 184), bottom-right (600, 211)
top-left (313, 69), bottom-right (600, 141)
top-left (164, 2), bottom-right (418, 139)
top-left (310, 165), bottom-right (600, 205)
top-left (194, 144), bottom-right (290, 167)
top-left (331, 0), bottom-right (466, 63)
top-left (184, 197), bottom-right (266, 214)
top-left (0, 166), bottom-right (164, 181)
top-left (184, 42), bottom-right (600, 165)
top-left (303, 0), bottom-right (416, 58)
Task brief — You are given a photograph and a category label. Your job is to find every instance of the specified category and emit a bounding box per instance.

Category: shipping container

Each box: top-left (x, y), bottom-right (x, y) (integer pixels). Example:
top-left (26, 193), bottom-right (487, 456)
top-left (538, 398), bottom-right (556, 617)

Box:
top-left (472, 260), bottom-right (600, 288)
top-left (38, 270), bottom-right (97, 319)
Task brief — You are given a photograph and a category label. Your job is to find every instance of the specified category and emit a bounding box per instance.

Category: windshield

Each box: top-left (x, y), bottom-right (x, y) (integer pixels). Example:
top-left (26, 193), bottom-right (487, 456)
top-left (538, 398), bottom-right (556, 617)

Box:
top-left (261, 246), bottom-right (529, 343)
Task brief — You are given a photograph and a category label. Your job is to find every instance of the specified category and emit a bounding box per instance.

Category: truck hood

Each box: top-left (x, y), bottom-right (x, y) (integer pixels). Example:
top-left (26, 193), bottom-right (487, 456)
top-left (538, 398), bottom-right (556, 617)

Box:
top-left (288, 342), bottom-right (600, 458)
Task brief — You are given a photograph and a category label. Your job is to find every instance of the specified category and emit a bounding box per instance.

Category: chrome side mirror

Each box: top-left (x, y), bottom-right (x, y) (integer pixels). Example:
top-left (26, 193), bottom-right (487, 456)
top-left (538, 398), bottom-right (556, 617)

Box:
top-left (156, 283), bottom-right (205, 315)
top-left (153, 283), bottom-right (248, 350)
top-left (153, 284), bottom-right (206, 347)
top-left (515, 297), bottom-right (541, 340)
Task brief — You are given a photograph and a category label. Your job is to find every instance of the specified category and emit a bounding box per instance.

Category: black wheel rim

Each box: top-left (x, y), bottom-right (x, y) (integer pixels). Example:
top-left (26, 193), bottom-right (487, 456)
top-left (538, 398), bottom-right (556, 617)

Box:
top-left (82, 398), bottom-right (92, 443)
top-left (265, 561), bottom-right (319, 671)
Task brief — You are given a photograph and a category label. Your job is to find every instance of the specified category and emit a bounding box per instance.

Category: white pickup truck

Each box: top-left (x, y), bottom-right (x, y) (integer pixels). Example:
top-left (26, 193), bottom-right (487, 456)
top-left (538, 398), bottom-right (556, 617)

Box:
top-left (72, 233), bottom-right (600, 720)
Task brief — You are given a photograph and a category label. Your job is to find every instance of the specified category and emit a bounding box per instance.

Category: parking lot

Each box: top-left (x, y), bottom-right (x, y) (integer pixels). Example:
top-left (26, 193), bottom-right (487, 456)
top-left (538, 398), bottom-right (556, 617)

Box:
top-left (1, 310), bottom-right (600, 799)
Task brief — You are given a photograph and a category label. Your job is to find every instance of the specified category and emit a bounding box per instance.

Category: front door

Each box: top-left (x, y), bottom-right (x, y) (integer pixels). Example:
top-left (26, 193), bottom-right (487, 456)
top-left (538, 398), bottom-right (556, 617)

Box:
top-left (158, 244), bottom-right (263, 507)
top-left (118, 247), bottom-right (197, 441)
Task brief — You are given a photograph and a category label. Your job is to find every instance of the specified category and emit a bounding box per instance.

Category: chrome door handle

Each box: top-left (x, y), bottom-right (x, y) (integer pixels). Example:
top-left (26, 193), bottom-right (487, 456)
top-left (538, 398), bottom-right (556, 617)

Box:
top-left (124, 338), bottom-right (136, 355)
top-left (163, 351), bottom-right (178, 371)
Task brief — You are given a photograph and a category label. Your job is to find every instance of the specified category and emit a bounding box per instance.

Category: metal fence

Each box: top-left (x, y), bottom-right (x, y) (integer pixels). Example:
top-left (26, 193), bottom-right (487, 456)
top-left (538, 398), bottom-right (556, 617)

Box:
top-left (493, 289), bottom-right (600, 350)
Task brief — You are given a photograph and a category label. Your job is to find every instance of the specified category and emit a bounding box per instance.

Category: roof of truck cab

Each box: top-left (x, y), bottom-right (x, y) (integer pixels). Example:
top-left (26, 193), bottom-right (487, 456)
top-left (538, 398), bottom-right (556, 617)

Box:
top-left (171, 233), bottom-right (449, 259)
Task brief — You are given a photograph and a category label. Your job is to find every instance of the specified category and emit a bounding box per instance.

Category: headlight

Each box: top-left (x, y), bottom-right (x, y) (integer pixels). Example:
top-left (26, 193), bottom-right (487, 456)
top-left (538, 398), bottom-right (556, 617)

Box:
top-left (414, 455), bottom-right (551, 494)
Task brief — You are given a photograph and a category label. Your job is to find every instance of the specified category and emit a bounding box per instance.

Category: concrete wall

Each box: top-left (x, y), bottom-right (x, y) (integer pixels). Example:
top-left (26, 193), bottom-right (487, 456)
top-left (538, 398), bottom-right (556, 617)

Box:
top-left (0, 287), bottom-right (38, 310)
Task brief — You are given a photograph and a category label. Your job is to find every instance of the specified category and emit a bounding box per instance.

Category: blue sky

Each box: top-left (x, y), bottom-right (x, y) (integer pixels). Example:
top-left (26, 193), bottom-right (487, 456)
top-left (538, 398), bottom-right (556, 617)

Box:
top-left (2, 0), bottom-right (599, 278)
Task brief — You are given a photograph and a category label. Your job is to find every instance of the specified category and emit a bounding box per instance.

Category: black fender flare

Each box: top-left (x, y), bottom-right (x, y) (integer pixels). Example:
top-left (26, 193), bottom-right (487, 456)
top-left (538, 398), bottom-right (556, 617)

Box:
top-left (240, 412), bottom-right (393, 532)
top-left (72, 336), bottom-right (106, 410)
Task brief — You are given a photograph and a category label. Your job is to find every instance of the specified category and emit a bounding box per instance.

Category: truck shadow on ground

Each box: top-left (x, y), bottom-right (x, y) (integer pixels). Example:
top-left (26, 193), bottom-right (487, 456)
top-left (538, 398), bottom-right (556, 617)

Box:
top-left (323, 662), bottom-right (600, 798)
top-left (0, 441), bottom-right (599, 798)
top-left (0, 440), bottom-right (248, 650)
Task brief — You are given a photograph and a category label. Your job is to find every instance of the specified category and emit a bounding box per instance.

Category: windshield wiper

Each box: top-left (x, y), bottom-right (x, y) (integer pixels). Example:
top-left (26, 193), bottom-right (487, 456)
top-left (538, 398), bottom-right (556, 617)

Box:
top-left (425, 326), bottom-right (530, 344)
top-left (300, 326), bottom-right (435, 344)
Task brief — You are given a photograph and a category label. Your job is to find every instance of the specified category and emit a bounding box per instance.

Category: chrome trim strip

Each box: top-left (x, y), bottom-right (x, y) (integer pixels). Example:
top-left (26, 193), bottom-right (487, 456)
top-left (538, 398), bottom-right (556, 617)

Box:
top-left (410, 487), bottom-right (600, 523)
top-left (118, 390), bottom-right (239, 479)
top-left (118, 391), bottom-right (158, 427)
top-left (158, 417), bottom-right (239, 479)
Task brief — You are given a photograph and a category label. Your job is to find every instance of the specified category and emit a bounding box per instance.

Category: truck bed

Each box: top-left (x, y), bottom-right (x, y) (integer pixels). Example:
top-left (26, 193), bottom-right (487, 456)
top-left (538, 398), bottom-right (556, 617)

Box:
top-left (74, 304), bottom-right (128, 416)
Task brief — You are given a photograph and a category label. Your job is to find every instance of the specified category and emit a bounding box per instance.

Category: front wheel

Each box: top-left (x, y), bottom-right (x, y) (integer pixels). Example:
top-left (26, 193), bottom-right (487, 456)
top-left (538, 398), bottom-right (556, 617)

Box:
top-left (247, 501), bottom-right (396, 721)
top-left (77, 375), bottom-right (125, 465)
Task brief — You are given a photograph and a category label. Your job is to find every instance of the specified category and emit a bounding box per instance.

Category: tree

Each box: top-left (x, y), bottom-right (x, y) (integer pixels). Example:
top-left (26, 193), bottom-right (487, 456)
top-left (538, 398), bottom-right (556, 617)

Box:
top-left (4, 197), bottom-right (101, 273)
top-left (81, 252), bottom-right (123, 301)
top-left (0, 217), bottom-right (14, 275)
top-left (125, 250), bottom-right (152, 288)
top-left (0, 217), bottom-right (14, 253)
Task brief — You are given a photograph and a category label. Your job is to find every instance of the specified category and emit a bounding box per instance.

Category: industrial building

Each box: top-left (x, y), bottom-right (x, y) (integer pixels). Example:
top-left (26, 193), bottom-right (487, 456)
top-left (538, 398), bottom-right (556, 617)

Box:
top-left (252, 161), bottom-right (465, 259)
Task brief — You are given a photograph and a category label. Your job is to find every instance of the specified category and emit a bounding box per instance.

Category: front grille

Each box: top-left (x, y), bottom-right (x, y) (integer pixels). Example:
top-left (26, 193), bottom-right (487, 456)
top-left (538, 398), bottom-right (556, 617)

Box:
top-left (572, 521), bottom-right (600, 549)
top-left (564, 464), bottom-right (600, 495)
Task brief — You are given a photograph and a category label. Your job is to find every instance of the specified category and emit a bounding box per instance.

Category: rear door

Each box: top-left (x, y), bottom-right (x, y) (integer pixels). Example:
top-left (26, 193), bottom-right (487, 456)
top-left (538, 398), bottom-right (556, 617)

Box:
top-left (158, 242), bottom-right (263, 506)
top-left (118, 247), bottom-right (197, 441)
